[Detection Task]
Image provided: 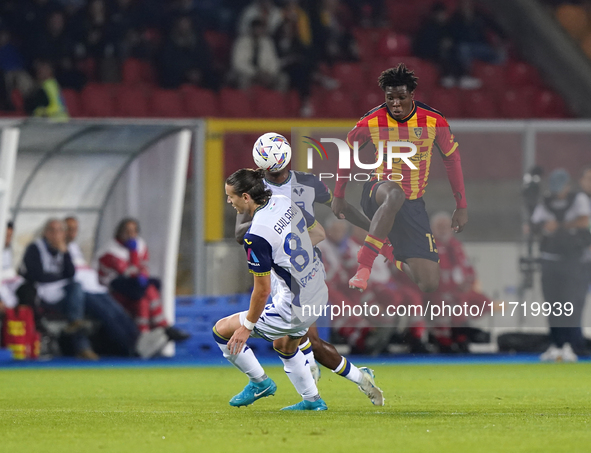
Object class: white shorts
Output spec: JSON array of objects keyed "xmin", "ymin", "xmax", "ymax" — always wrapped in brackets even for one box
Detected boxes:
[{"xmin": 239, "ymin": 303, "xmax": 313, "ymax": 341}]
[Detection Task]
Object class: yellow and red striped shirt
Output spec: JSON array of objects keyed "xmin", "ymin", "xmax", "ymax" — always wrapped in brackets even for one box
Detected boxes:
[{"xmin": 336, "ymin": 101, "xmax": 466, "ymax": 208}]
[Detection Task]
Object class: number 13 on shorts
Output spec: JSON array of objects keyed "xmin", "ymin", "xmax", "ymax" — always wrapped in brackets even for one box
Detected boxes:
[{"xmin": 426, "ymin": 233, "xmax": 438, "ymax": 253}]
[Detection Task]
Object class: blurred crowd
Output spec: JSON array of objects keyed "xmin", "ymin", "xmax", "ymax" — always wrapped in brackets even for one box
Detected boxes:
[
  {"xmin": 0, "ymin": 0, "xmax": 510, "ymax": 117},
  {"xmin": 317, "ymin": 212, "xmax": 491, "ymax": 355}
]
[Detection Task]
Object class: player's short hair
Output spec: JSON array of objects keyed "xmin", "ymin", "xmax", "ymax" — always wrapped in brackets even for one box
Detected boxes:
[
  {"xmin": 115, "ymin": 217, "xmax": 140, "ymax": 240},
  {"xmin": 226, "ymin": 168, "xmax": 272, "ymax": 205},
  {"xmin": 378, "ymin": 63, "xmax": 418, "ymax": 92}
]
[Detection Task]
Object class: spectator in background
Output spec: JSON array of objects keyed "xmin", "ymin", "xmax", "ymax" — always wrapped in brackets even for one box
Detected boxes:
[
  {"xmin": 2, "ymin": 221, "xmax": 13, "ymax": 276},
  {"xmin": 413, "ymin": 2, "xmax": 459, "ymax": 89},
  {"xmin": 274, "ymin": 1, "xmax": 315, "ymax": 116},
  {"xmin": 32, "ymin": 10, "xmax": 86, "ymax": 90},
  {"xmin": 238, "ymin": 0, "xmax": 283, "ymax": 36},
  {"xmin": 342, "ymin": 0, "xmax": 387, "ymax": 28},
  {"xmin": 230, "ymin": 18, "xmax": 286, "ymax": 90},
  {"xmin": 429, "ymin": 211, "xmax": 490, "ymax": 352},
  {"xmin": 97, "ymin": 218, "xmax": 189, "ymax": 343},
  {"xmin": 78, "ymin": 0, "xmax": 118, "ymax": 81},
  {"xmin": 64, "ymin": 216, "xmax": 168, "ymax": 358},
  {"xmin": 448, "ymin": 0, "xmax": 507, "ymax": 89},
  {"xmin": 1, "ymin": 221, "xmax": 21, "ymax": 311},
  {"xmin": 159, "ymin": 15, "xmax": 218, "ymax": 90},
  {"xmin": 24, "ymin": 60, "xmax": 69, "ymax": 119},
  {"xmin": 19, "ymin": 218, "xmax": 97, "ymax": 359},
  {"xmin": 579, "ymin": 166, "xmax": 591, "ymax": 305},
  {"xmin": 532, "ymin": 169, "xmax": 591, "ymax": 362},
  {"xmin": 110, "ymin": 0, "xmax": 154, "ymax": 62},
  {"xmin": 311, "ymin": 0, "xmax": 359, "ymax": 65},
  {"xmin": 0, "ymin": 29, "xmax": 34, "ymax": 109}
]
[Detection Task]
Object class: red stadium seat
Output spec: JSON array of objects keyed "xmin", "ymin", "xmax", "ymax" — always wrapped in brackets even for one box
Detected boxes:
[
  {"xmin": 122, "ymin": 58, "xmax": 156, "ymax": 86},
  {"xmin": 115, "ymin": 86, "xmax": 149, "ymax": 117},
  {"xmin": 460, "ymin": 90, "xmax": 500, "ymax": 118},
  {"xmin": 332, "ymin": 63, "xmax": 365, "ymax": 94},
  {"xmin": 506, "ymin": 61, "xmax": 541, "ymax": 88},
  {"xmin": 61, "ymin": 89, "xmax": 82, "ymax": 117},
  {"xmin": 308, "ymin": 90, "xmax": 328, "ymax": 118},
  {"xmin": 81, "ymin": 84, "xmax": 115, "ymax": 117},
  {"xmin": 252, "ymin": 88, "xmax": 289, "ymax": 118},
  {"xmin": 429, "ymin": 88, "xmax": 462, "ymax": 118},
  {"xmin": 376, "ymin": 31, "xmax": 412, "ymax": 58},
  {"xmin": 219, "ymin": 88, "xmax": 253, "ymax": 117},
  {"xmin": 78, "ymin": 57, "xmax": 97, "ymax": 82},
  {"xmin": 323, "ymin": 90, "xmax": 358, "ymax": 118},
  {"xmin": 204, "ymin": 30, "xmax": 232, "ymax": 68},
  {"xmin": 386, "ymin": 3, "xmax": 425, "ymax": 34},
  {"xmin": 353, "ymin": 28, "xmax": 377, "ymax": 62},
  {"xmin": 358, "ymin": 89, "xmax": 384, "ymax": 114},
  {"xmin": 472, "ymin": 62, "xmax": 507, "ymax": 94},
  {"xmin": 532, "ymin": 89, "xmax": 568, "ymax": 118},
  {"xmin": 181, "ymin": 86, "xmax": 219, "ymax": 117},
  {"xmin": 499, "ymin": 89, "xmax": 533, "ymax": 118},
  {"xmin": 10, "ymin": 88, "xmax": 24, "ymax": 112},
  {"xmin": 122, "ymin": 58, "xmax": 143, "ymax": 85},
  {"xmin": 150, "ymin": 89, "xmax": 183, "ymax": 117},
  {"xmin": 286, "ymin": 90, "xmax": 301, "ymax": 115}
]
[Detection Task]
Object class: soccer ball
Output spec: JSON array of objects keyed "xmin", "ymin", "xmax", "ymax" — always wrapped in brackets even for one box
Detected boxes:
[{"xmin": 252, "ymin": 132, "xmax": 292, "ymax": 172}]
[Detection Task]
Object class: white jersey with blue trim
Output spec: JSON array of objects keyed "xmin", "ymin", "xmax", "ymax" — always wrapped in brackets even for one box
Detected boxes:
[
  {"xmin": 264, "ymin": 170, "xmax": 333, "ymax": 218},
  {"xmin": 244, "ymin": 194, "xmax": 328, "ymax": 323}
]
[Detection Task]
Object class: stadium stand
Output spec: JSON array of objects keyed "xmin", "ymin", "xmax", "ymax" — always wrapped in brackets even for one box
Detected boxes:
[{"xmin": 0, "ymin": 0, "xmax": 573, "ymax": 119}]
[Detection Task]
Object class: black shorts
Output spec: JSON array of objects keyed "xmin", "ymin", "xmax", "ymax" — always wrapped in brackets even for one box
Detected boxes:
[{"xmin": 360, "ymin": 180, "xmax": 439, "ymax": 263}]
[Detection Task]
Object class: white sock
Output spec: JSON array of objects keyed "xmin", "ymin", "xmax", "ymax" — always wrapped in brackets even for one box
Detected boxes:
[
  {"xmin": 298, "ymin": 339, "xmax": 317, "ymax": 368},
  {"xmin": 277, "ymin": 348, "xmax": 319, "ymax": 401},
  {"xmin": 332, "ymin": 357, "xmax": 363, "ymax": 385},
  {"xmin": 216, "ymin": 342, "xmax": 265, "ymax": 382}
]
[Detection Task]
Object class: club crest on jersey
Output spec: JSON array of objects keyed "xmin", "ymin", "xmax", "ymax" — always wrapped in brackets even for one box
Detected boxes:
[
  {"xmin": 414, "ymin": 127, "xmax": 423, "ymax": 139},
  {"xmin": 293, "ymin": 187, "xmax": 304, "ymax": 196}
]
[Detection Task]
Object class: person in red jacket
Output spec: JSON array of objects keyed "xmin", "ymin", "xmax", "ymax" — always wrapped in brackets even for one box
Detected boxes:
[
  {"xmin": 97, "ymin": 218, "xmax": 189, "ymax": 342},
  {"xmin": 428, "ymin": 211, "xmax": 489, "ymax": 352}
]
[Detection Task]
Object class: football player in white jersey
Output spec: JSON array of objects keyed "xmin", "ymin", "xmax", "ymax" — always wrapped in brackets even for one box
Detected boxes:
[
  {"xmin": 214, "ymin": 168, "xmax": 329, "ymax": 410},
  {"xmin": 235, "ymin": 165, "xmax": 385, "ymax": 406}
]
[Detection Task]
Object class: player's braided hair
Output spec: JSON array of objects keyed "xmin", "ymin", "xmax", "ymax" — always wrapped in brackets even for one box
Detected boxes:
[
  {"xmin": 378, "ymin": 63, "xmax": 418, "ymax": 92},
  {"xmin": 226, "ymin": 168, "xmax": 272, "ymax": 205}
]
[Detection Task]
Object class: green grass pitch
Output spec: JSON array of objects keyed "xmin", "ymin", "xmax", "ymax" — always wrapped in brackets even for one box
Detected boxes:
[{"xmin": 1, "ymin": 363, "xmax": 590, "ymax": 452}]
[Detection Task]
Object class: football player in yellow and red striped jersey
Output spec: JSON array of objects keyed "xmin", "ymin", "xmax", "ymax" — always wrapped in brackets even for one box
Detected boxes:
[{"xmin": 331, "ymin": 63, "xmax": 468, "ymax": 292}]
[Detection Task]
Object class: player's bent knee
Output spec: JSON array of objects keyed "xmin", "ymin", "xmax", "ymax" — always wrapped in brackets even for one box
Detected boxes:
[
  {"xmin": 383, "ymin": 187, "xmax": 405, "ymax": 211},
  {"xmin": 214, "ymin": 314, "xmax": 239, "ymax": 339},
  {"xmin": 273, "ymin": 337, "xmax": 300, "ymax": 355},
  {"xmin": 418, "ymin": 275, "xmax": 440, "ymax": 293}
]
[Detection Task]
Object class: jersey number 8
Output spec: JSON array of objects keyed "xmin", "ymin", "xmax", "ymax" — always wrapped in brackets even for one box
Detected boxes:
[{"xmin": 283, "ymin": 217, "xmax": 310, "ymax": 272}]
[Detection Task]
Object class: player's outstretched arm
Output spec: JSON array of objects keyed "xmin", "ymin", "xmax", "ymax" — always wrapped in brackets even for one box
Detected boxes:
[
  {"xmin": 227, "ymin": 273, "xmax": 270, "ymax": 355},
  {"xmin": 308, "ymin": 221, "xmax": 326, "ymax": 246},
  {"xmin": 234, "ymin": 211, "xmax": 253, "ymax": 245},
  {"xmin": 340, "ymin": 200, "xmax": 371, "ymax": 231}
]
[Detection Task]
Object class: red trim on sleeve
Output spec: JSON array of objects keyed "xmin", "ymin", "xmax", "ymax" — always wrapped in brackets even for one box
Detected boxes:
[{"xmin": 442, "ymin": 149, "xmax": 467, "ymax": 209}]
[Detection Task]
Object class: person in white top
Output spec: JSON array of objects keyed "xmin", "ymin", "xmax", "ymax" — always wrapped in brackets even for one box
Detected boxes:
[
  {"xmin": 64, "ymin": 216, "xmax": 168, "ymax": 358},
  {"xmin": 532, "ymin": 169, "xmax": 591, "ymax": 362},
  {"xmin": 214, "ymin": 168, "xmax": 329, "ymax": 411},
  {"xmin": 0, "ymin": 221, "xmax": 21, "ymax": 312}
]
